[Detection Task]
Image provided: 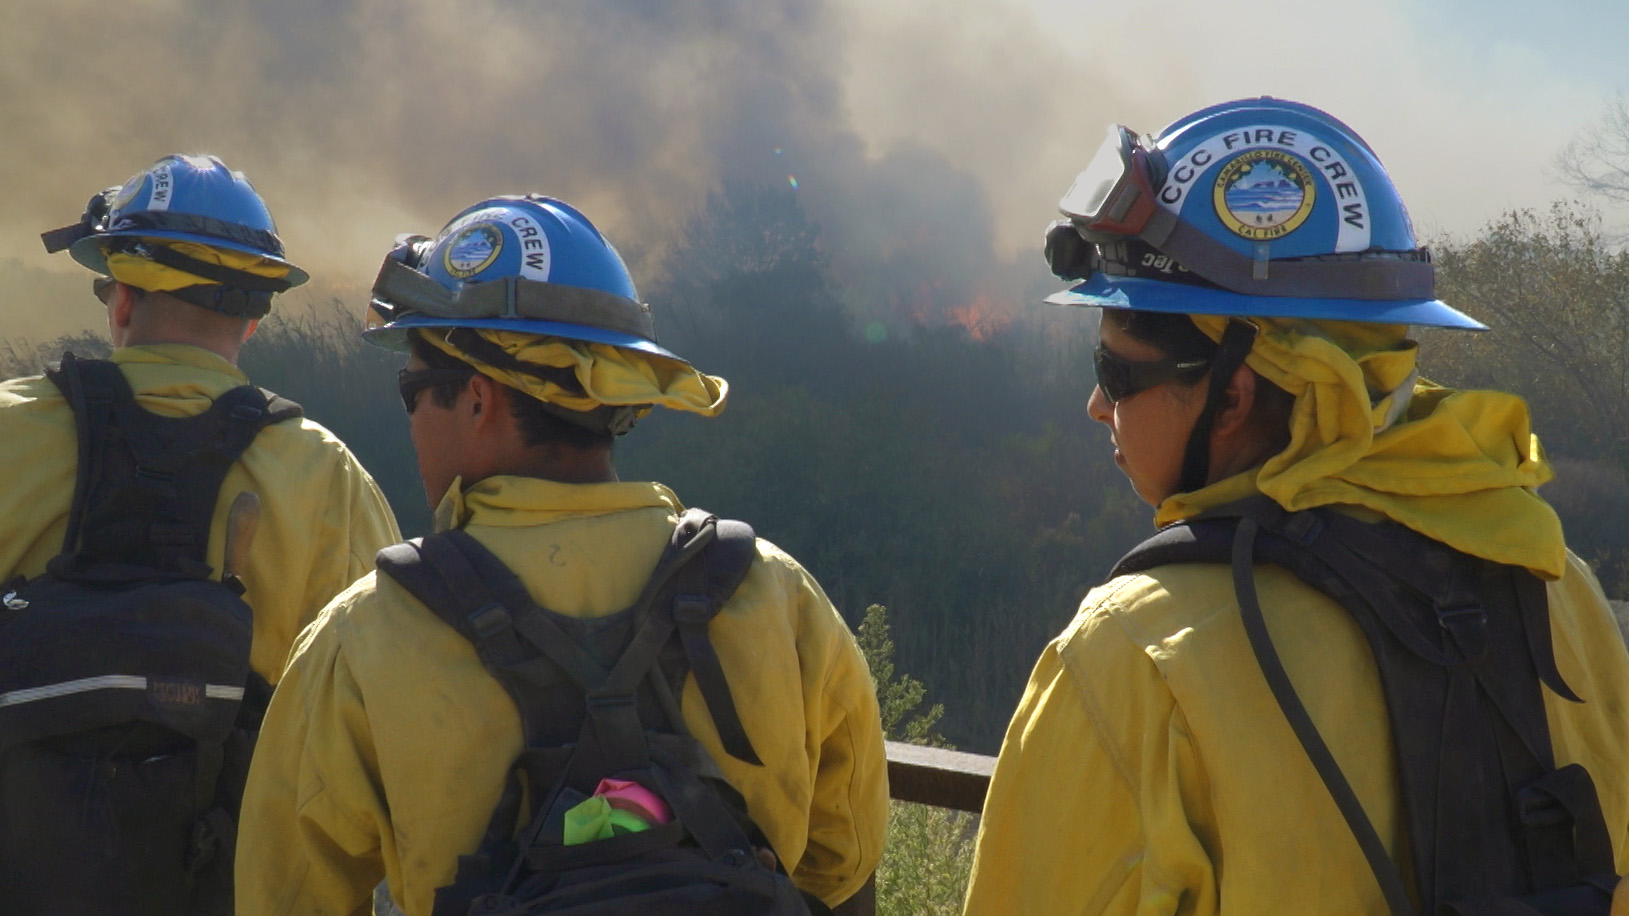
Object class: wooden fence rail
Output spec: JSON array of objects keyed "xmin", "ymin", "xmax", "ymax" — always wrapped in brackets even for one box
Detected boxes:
[{"xmin": 884, "ymin": 740, "xmax": 995, "ymax": 813}]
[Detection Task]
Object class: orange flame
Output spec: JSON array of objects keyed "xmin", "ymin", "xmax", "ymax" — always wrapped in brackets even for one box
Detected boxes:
[{"xmin": 945, "ymin": 293, "xmax": 1011, "ymax": 341}]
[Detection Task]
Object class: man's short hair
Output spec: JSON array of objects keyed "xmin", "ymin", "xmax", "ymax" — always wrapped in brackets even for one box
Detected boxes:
[{"xmin": 408, "ymin": 333, "xmax": 614, "ymax": 451}]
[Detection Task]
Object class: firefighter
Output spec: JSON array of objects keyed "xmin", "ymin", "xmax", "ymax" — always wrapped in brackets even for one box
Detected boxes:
[
  {"xmin": 964, "ymin": 99, "xmax": 1629, "ymax": 915},
  {"xmin": 1, "ymin": 153, "xmax": 399, "ymax": 913},
  {"xmin": 235, "ymin": 195, "xmax": 888, "ymax": 916}
]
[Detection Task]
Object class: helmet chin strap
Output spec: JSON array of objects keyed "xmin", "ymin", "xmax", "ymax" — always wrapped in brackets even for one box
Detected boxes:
[{"xmin": 1177, "ymin": 319, "xmax": 1259, "ymax": 495}]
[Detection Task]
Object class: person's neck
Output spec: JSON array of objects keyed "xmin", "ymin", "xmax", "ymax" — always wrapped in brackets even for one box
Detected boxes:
[
  {"xmin": 118, "ymin": 332, "xmax": 241, "ymax": 364},
  {"xmin": 505, "ymin": 445, "xmax": 618, "ymax": 485}
]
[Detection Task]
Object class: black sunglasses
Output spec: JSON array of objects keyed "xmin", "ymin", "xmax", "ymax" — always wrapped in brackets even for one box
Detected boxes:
[
  {"xmin": 1093, "ymin": 344, "xmax": 1210, "ymax": 404},
  {"xmin": 397, "ymin": 367, "xmax": 475, "ymax": 413}
]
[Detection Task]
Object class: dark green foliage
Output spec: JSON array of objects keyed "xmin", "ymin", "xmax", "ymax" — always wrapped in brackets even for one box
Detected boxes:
[
  {"xmin": 621, "ymin": 184, "xmax": 1140, "ymax": 750},
  {"xmin": 857, "ymin": 604, "xmax": 974, "ymax": 916},
  {"xmin": 1426, "ymin": 203, "xmax": 1629, "ymax": 467},
  {"xmin": 1425, "ymin": 202, "xmax": 1629, "ymax": 589},
  {"xmin": 234, "ymin": 307, "xmax": 433, "ymax": 536},
  {"xmin": 858, "ymin": 603, "xmax": 945, "ymax": 746}
]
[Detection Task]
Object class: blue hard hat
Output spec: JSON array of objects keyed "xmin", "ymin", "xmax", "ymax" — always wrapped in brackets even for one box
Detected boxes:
[
  {"xmin": 54, "ymin": 154, "xmax": 307, "ymax": 287},
  {"xmin": 364, "ymin": 195, "xmax": 683, "ymax": 362},
  {"xmin": 1046, "ymin": 98, "xmax": 1483, "ymax": 330}
]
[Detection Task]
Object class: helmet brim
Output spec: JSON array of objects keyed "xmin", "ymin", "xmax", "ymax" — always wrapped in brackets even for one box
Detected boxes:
[
  {"xmin": 1046, "ymin": 274, "xmax": 1487, "ymax": 331},
  {"xmin": 67, "ymin": 230, "xmax": 311, "ymax": 288},
  {"xmin": 362, "ymin": 314, "xmax": 688, "ymax": 363}
]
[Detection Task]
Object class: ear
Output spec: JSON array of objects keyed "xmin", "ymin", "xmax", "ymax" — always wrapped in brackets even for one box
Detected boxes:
[
  {"xmin": 107, "ymin": 282, "xmax": 137, "ymax": 331},
  {"xmin": 465, "ymin": 372, "xmax": 502, "ymax": 426},
  {"xmin": 241, "ymin": 317, "xmax": 260, "ymax": 343},
  {"xmin": 1209, "ymin": 362, "xmax": 1259, "ymax": 442}
]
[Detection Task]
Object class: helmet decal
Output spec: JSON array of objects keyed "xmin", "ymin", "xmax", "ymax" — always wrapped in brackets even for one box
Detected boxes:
[
  {"xmin": 443, "ymin": 223, "xmax": 504, "ymax": 279},
  {"xmin": 147, "ymin": 162, "xmax": 175, "ymax": 211},
  {"xmin": 1158, "ymin": 125, "xmax": 1373, "ymax": 253},
  {"xmin": 507, "ymin": 207, "xmax": 552, "ymax": 281},
  {"xmin": 1213, "ymin": 149, "xmax": 1313, "ymax": 240},
  {"xmin": 434, "ymin": 206, "xmax": 553, "ymax": 283},
  {"xmin": 110, "ymin": 174, "xmax": 146, "ymax": 212}
]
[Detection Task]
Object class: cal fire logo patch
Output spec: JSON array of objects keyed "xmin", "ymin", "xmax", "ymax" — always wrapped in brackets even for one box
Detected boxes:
[
  {"xmin": 1213, "ymin": 148, "xmax": 1313, "ymax": 240},
  {"xmin": 443, "ymin": 223, "xmax": 504, "ymax": 279},
  {"xmin": 437, "ymin": 206, "xmax": 553, "ymax": 283}
]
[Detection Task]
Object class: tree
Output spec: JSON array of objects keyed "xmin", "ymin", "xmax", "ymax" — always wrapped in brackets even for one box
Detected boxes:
[
  {"xmin": 856, "ymin": 605, "xmax": 975, "ymax": 916},
  {"xmin": 1427, "ymin": 203, "xmax": 1629, "ymax": 469},
  {"xmin": 1555, "ymin": 94, "xmax": 1629, "ymax": 206}
]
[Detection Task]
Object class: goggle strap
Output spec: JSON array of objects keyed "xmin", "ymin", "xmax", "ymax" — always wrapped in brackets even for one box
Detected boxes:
[
  {"xmin": 1178, "ymin": 320, "xmax": 1259, "ymax": 495},
  {"xmin": 41, "ymin": 221, "xmax": 92, "ymax": 254},
  {"xmin": 105, "ymin": 211, "xmax": 288, "ymax": 260},
  {"xmin": 1149, "ymin": 218, "xmax": 1434, "ymax": 301},
  {"xmin": 167, "ymin": 284, "xmax": 274, "ymax": 319},
  {"xmin": 132, "ymin": 241, "xmax": 293, "ymax": 292},
  {"xmin": 373, "ymin": 258, "xmax": 658, "ymax": 342}
]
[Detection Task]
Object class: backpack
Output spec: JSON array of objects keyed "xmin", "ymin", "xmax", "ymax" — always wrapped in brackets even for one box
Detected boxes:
[
  {"xmin": 1112, "ymin": 495, "xmax": 1622, "ymax": 916},
  {"xmin": 0, "ymin": 352, "xmax": 301, "ymax": 916},
  {"xmin": 374, "ymin": 508, "xmax": 829, "ymax": 916}
]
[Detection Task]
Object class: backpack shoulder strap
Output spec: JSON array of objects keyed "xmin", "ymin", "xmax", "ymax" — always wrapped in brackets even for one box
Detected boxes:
[
  {"xmin": 1116, "ymin": 497, "xmax": 1619, "ymax": 913},
  {"xmin": 379, "ymin": 512, "xmax": 764, "ymax": 768},
  {"xmin": 665, "ymin": 508, "xmax": 763, "ymax": 766},
  {"xmin": 46, "ymin": 353, "xmax": 303, "ymax": 580},
  {"xmin": 377, "ymin": 533, "xmax": 617, "ymax": 745},
  {"xmin": 1113, "ymin": 499, "xmax": 1417, "ymax": 915},
  {"xmin": 1110, "ymin": 512, "xmax": 1235, "ymax": 578},
  {"xmin": 257, "ymin": 388, "xmax": 303, "ymax": 424},
  {"xmin": 1227, "ymin": 513, "xmax": 1420, "ymax": 916},
  {"xmin": 45, "ymin": 352, "xmax": 107, "ymax": 558}
]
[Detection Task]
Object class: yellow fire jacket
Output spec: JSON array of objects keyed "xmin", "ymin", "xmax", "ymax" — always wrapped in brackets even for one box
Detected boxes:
[
  {"xmin": 0, "ymin": 344, "xmax": 400, "ymax": 683},
  {"xmin": 235, "ymin": 475, "xmax": 888, "ymax": 916},
  {"xmin": 963, "ymin": 545, "xmax": 1629, "ymax": 915}
]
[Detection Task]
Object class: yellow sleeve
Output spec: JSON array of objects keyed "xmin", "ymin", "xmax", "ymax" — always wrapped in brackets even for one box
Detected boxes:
[
  {"xmin": 236, "ymin": 589, "xmax": 391, "ymax": 916},
  {"xmin": 335, "ymin": 448, "xmax": 402, "ymax": 584},
  {"xmin": 796, "ymin": 592, "xmax": 890, "ymax": 907},
  {"xmin": 1545, "ymin": 552, "xmax": 1629, "ymax": 874},
  {"xmin": 964, "ymin": 606, "xmax": 1219, "ymax": 916},
  {"xmin": 234, "ymin": 422, "xmax": 401, "ymax": 685}
]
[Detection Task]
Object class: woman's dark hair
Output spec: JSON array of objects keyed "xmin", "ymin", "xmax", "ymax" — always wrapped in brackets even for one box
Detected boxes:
[
  {"xmin": 1108, "ymin": 308, "xmax": 1220, "ymax": 364},
  {"xmin": 407, "ymin": 332, "xmax": 614, "ymax": 451},
  {"xmin": 1108, "ymin": 309, "xmax": 1296, "ymax": 450}
]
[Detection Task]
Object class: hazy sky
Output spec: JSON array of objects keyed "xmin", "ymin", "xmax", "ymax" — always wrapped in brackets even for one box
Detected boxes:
[{"xmin": 2, "ymin": 0, "xmax": 1624, "ymax": 338}]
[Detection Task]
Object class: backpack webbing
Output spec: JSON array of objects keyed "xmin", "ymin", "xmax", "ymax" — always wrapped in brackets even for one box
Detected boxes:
[
  {"xmin": 46, "ymin": 351, "xmax": 303, "ymax": 584},
  {"xmin": 1112, "ymin": 496, "xmax": 1618, "ymax": 915},
  {"xmin": 376, "ymin": 508, "xmax": 798, "ymax": 916}
]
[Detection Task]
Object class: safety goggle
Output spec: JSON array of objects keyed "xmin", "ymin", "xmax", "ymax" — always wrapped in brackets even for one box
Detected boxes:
[
  {"xmin": 397, "ymin": 367, "xmax": 475, "ymax": 413},
  {"xmin": 1093, "ymin": 343, "xmax": 1209, "ymax": 404},
  {"xmin": 363, "ymin": 239, "xmax": 657, "ymax": 343},
  {"xmin": 1058, "ymin": 126, "xmax": 1168, "ymax": 243}
]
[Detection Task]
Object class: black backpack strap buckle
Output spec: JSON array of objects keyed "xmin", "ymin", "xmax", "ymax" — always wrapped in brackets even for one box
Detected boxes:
[
  {"xmin": 672, "ymin": 594, "xmax": 713, "ymax": 626},
  {"xmin": 1516, "ymin": 764, "xmax": 1616, "ymax": 880},
  {"xmin": 468, "ymin": 603, "xmax": 514, "ymax": 640},
  {"xmin": 1435, "ymin": 605, "xmax": 1490, "ymax": 664}
]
